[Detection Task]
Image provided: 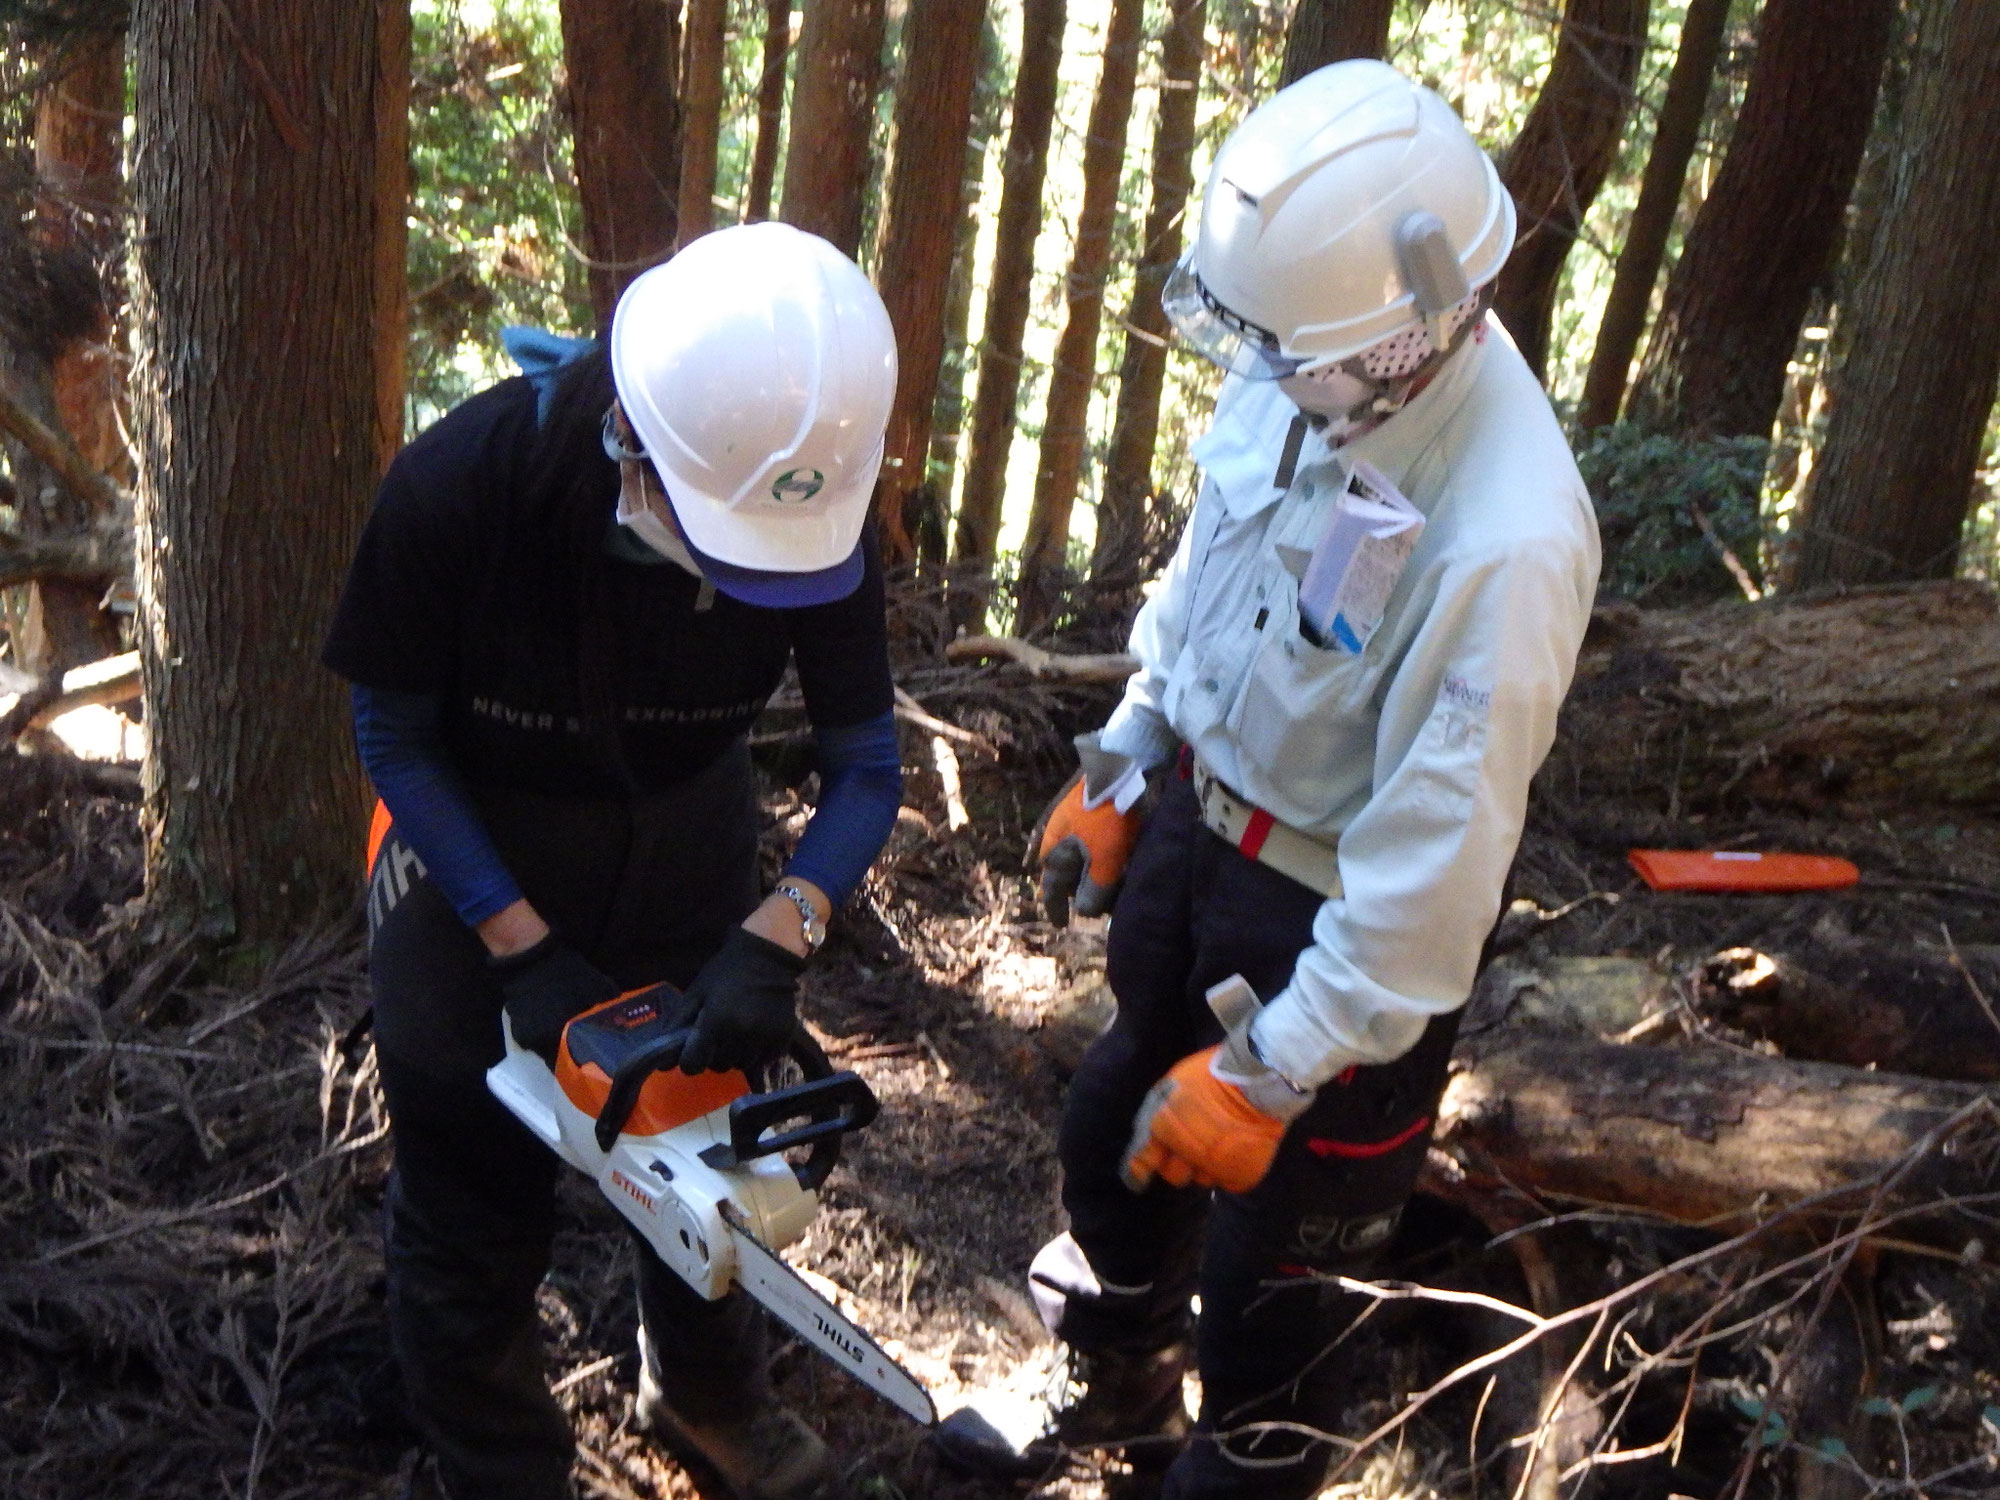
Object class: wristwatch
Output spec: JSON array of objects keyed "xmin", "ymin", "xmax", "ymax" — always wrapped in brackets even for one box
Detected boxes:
[{"xmin": 772, "ymin": 880, "xmax": 826, "ymax": 955}]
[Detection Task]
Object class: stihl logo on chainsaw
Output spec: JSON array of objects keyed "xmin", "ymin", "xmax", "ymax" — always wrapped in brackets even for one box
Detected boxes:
[
  {"xmin": 815, "ymin": 1311, "xmax": 866, "ymax": 1365},
  {"xmin": 610, "ymin": 1169, "xmax": 657, "ymax": 1214}
]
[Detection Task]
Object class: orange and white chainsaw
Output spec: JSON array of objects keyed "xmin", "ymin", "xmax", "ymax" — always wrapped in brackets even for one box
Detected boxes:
[{"xmin": 485, "ymin": 984, "xmax": 936, "ymax": 1425}]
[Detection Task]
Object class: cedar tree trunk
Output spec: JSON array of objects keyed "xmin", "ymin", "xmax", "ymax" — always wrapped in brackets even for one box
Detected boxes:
[
  {"xmin": 678, "ymin": 0, "xmax": 727, "ymax": 245},
  {"xmin": 1576, "ymin": 0, "xmax": 1730, "ymax": 431},
  {"xmin": 924, "ymin": 123, "xmax": 994, "ymax": 550},
  {"xmin": 1279, "ymin": 0, "xmax": 1390, "ymax": 85},
  {"xmin": 949, "ymin": 0, "xmax": 1065, "ymax": 628},
  {"xmin": 560, "ymin": 0, "xmax": 682, "ymax": 329},
  {"xmin": 1626, "ymin": 0, "xmax": 1896, "ymax": 439},
  {"xmin": 1091, "ymin": 0, "xmax": 1204, "ymax": 609},
  {"xmin": 871, "ymin": 0, "xmax": 989, "ymax": 570},
  {"xmin": 375, "ymin": 0, "xmax": 411, "ymax": 473},
  {"xmin": 780, "ymin": 0, "xmax": 886, "ymax": 257},
  {"xmin": 1491, "ymin": 0, "xmax": 1650, "ymax": 380},
  {"xmin": 1783, "ymin": 0, "xmax": 2000, "ymax": 589},
  {"xmin": 1014, "ymin": 0, "xmax": 1145, "ymax": 636},
  {"xmin": 129, "ymin": 0, "xmax": 390, "ymax": 947},
  {"xmin": 745, "ymin": 0, "xmax": 792, "ymax": 222},
  {"xmin": 13, "ymin": 31, "xmax": 127, "ymax": 674}
]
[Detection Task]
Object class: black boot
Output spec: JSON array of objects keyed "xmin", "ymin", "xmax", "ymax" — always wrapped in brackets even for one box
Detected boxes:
[
  {"xmin": 932, "ymin": 1341, "xmax": 1191, "ymax": 1482},
  {"xmin": 633, "ymin": 1329, "xmax": 833, "ymax": 1500}
]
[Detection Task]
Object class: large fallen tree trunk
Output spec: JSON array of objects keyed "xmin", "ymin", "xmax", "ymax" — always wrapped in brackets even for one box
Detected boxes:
[
  {"xmin": 1471, "ymin": 945, "xmax": 2000, "ymax": 1084},
  {"xmin": 1547, "ymin": 581, "xmax": 2000, "ymax": 811},
  {"xmin": 1427, "ymin": 1032, "xmax": 1999, "ymax": 1248}
]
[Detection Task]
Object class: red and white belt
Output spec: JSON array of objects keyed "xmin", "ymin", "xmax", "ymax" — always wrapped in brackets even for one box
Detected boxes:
[{"xmin": 1190, "ymin": 753, "xmax": 1344, "ymax": 899}]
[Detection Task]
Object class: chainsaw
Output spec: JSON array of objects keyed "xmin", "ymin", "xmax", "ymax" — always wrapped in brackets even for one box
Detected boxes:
[{"xmin": 485, "ymin": 983, "xmax": 936, "ymax": 1425}]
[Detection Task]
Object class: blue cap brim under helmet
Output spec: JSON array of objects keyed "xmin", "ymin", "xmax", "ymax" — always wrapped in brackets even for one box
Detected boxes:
[{"xmin": 669, "ymin": 499, "xmax": 867, "ymax": 608}]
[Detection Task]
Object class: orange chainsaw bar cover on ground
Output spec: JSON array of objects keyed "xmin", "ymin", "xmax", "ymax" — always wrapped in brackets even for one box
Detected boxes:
[{"xmin": 1627, "ymin": 849, "xmax": 1860, "ymax": 893}]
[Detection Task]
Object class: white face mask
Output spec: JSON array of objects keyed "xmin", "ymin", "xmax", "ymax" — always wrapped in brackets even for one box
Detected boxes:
[{"xmin": 614, "ymin": 459, "xmax": 704, "ymax": 577}]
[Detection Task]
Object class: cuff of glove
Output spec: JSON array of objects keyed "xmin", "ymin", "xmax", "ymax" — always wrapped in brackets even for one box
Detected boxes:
[
  {"xmin": 487, "ymin": 930, "xmax": 560, "ymax": 975},
  {"xmin": 1095, "ymin": 709, "xmax": 1179, "ymax": 776},
  {"xmin": 1211, "ymin": 1045, "xmax": 1315, "ymax": 1123}
]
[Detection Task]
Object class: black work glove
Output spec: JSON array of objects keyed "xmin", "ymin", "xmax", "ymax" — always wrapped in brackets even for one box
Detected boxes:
[
  {"xmin": 492, "ymin": 933, "xmax": 621, "ymax": 1064},
  {"xmin": 678, "ymin": 925, "xmax": 807, "ymax": 1075}
]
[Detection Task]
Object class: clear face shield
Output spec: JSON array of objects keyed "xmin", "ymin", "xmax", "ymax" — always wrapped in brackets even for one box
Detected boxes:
[{"xmin": 1160, "ymin": 254, "xmax": 1304, "ymax": 382}]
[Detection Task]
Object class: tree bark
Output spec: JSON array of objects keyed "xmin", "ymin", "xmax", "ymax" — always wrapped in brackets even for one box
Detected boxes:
[
  {"xmin": 745, "ymin": 0, "xmax": 792, "ymax": 223},
  {"xmin": 1491, "ymin": 0, "xmax": 1651, "ymax": 380},
  {"xmin": 678, "ymin": 0, "xmax": 727, "ymax": 246},
  {"xmin": 1278, "ymin": 0, "xmax": 1390, "ymax": 85},
  {"xmin": 559, "ymin": 0, "xmax": 682, "ymax": 330},
  {"xmin": 923, "ymin": 111, "xmax": 996, "ymax": 552},
  {"xmin": 1431, "ymin": 1032, "xmax": 1998, "ymax": 1249},
  {"xmin": 1548, "ymin": 584, "xmax": 2000, "ymax": 812},
  {"xmin": 870, "ymin": 0, "xmax": 990, "ymax": 571},
  {"xmin": 374, "ymin": 0, "xmax": 410, "ymax": 474},
  {"xmin": 1782, "ymin": 0, "xmax": 2000, "ymax": 590},
  {"xmin": 1575, "ymin": 0, "xmax": 1731, "ymax": 431},
  {"xmin": 780, "ymin": 0, "xmax": 886, "ymax": 258},
  {"xmin": 18, "ymin": 30, "xmax": 126, "ymax": 673},
  {"xmin": 1625, "ymin": 0, "xmax": 1897, "ymax": 440},
  {"xmin": 949, "ymin": 0, "xmax": 1065, "ymax": 629},
  {"xmin": 1014, "ymin": 0, "xmax": 1145, "ymax": 636},
  {"xmin": 1090, "ymin": 0, "xmax": 1204, "ymax": 616},
  {"xmin": 130, "ymin": 0, "xmax": 387, "ymax": 948},
  {"xmin": 1694, "ymin": 940, "xmax": 2000, "ymax": 1085}
]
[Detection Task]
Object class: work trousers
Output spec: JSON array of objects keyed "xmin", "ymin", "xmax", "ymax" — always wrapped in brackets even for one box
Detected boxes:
[
  {"xmin": 1047, "ymin": 769, "xmax": 1468, "ymax": 1499},
  {"xmin": 367, "ymin": 746, "xmax": 767, "ymax": 1500}
]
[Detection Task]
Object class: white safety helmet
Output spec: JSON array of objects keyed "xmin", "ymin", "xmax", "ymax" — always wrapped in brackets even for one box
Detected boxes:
[
  {"xmin": 1164, "ymin": 60, "xmax": 1514, "ymax": 407},
  {"xmin": 608, "ymin": 221, "xmax": 897, "ymax": 607}
]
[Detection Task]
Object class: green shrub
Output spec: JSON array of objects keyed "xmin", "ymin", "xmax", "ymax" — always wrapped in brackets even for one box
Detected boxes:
[{"xmin": 1574, "ymin": 425, "xmax": 1771, "ymax": 605}]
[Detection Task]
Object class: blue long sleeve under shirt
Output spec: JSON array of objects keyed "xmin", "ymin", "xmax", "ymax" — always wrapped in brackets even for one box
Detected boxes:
[{"xmin": 353, "ymin": 683, "xmax": 903, "ymax": 927}]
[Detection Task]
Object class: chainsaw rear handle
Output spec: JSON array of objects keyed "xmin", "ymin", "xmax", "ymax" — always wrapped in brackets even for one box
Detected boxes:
[{"xmin": 593, "ymin": 1024, "xmax": 879, "ymax": 1191}]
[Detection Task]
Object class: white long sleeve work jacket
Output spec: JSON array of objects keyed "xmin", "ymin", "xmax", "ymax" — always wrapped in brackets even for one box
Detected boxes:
[{"xmin": 1098, "ymin": 318, "xmax": 1601, "ymax": 1088}]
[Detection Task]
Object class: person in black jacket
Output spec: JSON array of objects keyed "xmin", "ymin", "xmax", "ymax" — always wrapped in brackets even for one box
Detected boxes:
[{"xmin": 324, "ymin": 224, "xmax": 904, "ymax": 1500}]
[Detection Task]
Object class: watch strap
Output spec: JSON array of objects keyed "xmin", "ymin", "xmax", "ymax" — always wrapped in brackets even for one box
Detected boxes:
[{"xmin": 773, "ymin": 880, "xmax": 826, "ymax": 954}]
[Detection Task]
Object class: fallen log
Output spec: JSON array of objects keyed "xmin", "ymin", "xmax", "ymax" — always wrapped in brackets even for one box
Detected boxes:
[
  {"xmin": 1466, "ymin": 945, "xmax": 2000, "ymax": 1083},
  {"xmin": 1429, "ymin": 1032, "xmax": 1999, "ymax": 1248},
  {"xmin": 1695, "ymin": 937, "xmax": 2000, "ymax": 1083},
  {"xmin": 1546, "ymin": 581, "xmax": 2000, "ymax": 811},
  {"xmin": 0, "ymin": 650, "xmax": 141, "ymax": 744}
]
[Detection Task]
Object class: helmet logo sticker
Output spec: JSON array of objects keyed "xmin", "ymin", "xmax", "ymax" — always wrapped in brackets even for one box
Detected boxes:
[{"xmin": 771, "ymin": 468, "xmax": 825, "ymax": 505}]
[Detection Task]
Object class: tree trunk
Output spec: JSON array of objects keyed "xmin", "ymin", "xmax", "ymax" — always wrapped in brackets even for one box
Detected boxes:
[
  {"xmin": 949, "ymin": 0, "xmax": 1065, "ymax": 629},
  {"xmin": 678, "ymin": 0, "xmax": 727, "ymax": 246},
  {"xmin": 1491, "ymin": 0, "xmax": 1651, "ymax": 380},
  {"xmin": 1549, "ymin": 584, "xmax": 2000, "ymax": 813},
  {"xmin": 1278, "ymin": 0, "xmax": 1390, "ymax": 84},
  {"xmin": 870, "ymin": 0, "xmax": 990, "ymax": 571},
  {"xmin": 1430, "ymin": 1032, "xmax": 1998, "ymax": 1250},
  {"xmin": 780, "ymin": 0, "xmax": 886, "ymax": 258},
  {"xmin": 1014, "ymin": 0, "xmax": 1145, "ymax": 636},
  {"xmin": 1781, "ymin": 0, "xmax": 2000, "ymax": 590},
  {"xmin": 1090, "ymin": 0, "xmax": 1204, "ymax": 614},
  {"xmin": 1694, "ymin": 940, "xmax": 2000, "ymax": 1085},
  {"xmin": 745, "ymin": 0, "xmax": 792, "ymax": 223},
  {"xmin": 129, "ymin": 0, "xmax": 387, "ymax": 948},
  {"xmin": 375, "ymin": 0, "xmax": 410, "ymax": 474},
  {"xmin": 923, "ymin": 107, "xmax": 996, "ymax": 552},
  {"xmin": 1575, "ymin": 0, "xmax": 1731, "ymax": 431},
  {"xmin": 1625, "ymin": 0, "xmax": 1897, "ymax": 440},
  {"xmin": 559, "ymin": 0, "xmax": 682, "ymax": 330},
  {"xmin": 18, "ymin": 30, "xmax": 126, "ymax": 673}
]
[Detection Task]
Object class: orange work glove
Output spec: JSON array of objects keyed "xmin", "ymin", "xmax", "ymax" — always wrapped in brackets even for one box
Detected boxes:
[
  {"xmin": 1121, "ymin": 1042, "xmax": 1314, "ymax": 1195},
  {"xmin": 1031, "ymin": 757, "xmax": 1147, "ymax": 926}
]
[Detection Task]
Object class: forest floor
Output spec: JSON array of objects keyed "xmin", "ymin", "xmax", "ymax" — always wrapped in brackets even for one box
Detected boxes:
[{"xmin": 3, "ymin": 657, "xmax": 2000, "ymax": 1500}]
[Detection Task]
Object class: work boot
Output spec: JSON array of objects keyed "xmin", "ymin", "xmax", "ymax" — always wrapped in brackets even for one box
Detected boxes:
[
  {"xmin": 932, "ymin": 1342, "xmax": 1190, "ymax": 1482},
  {"xmin": 635, "ymin": 1347, "xmax": 833, "ymax": 1500}
]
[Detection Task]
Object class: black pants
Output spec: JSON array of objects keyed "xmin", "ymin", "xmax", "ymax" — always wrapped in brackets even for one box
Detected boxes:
[
  {"xmin": 1052, "ymin": 770, "xmax": 1467, "ymax": 1500},
  {"xmin": 368, "ymin": 747, "xmax": 767, "ymax": 1500}
]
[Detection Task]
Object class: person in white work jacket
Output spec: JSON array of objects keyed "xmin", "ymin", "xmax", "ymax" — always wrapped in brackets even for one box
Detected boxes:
[{"xmin": 935, "ymin": 60, "xmax": 1601, "ymax": 1497}]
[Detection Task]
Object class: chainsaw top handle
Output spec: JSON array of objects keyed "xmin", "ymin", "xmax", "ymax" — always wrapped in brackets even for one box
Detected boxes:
[{"xmin": 578, "ymin": 995, "xmax": 879, "ymax": 1191}]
